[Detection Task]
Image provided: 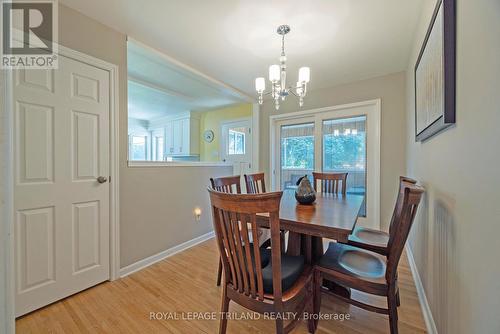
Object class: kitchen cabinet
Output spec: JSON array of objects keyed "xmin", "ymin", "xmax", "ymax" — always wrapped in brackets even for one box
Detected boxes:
[{"xmin": 162, "ymin": 116, "xmax": 199, "ymax": 157}]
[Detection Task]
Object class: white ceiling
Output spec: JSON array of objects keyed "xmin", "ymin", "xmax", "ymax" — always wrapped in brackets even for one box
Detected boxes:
[
  {"xmin": 127, "ymin": 41, "xmax": 248, "ymax": 120},
  {"xmin": 62, "ymin": 0, "xmax": 423, "ymax": 97}
]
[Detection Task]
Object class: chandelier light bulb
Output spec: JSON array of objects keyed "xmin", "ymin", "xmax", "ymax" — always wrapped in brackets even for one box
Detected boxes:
[
  {"xmin": 255, "ymin": 77, "xmax": 265, "ymax": 93},
  {"xmin": 269, "ymin": 65, "xmax": 280, "ymax": 82},
  {"xmin": 299, "ymin": 67, "xmax": 310, "ymax": 83}
]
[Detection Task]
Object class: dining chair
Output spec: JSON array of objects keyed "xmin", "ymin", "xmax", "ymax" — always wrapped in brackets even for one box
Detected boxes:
[
  {"xmin": 210, "ymin": 175, "xmax": 242, "ymax": 286},
  {"xmin": 244, "ymin": 172, "xmax": 285, "ymax": 253},
  {"xmin": 210, "ymin": 175, "xmax": 242, "ymax": 194},
  {"xmin": 313, "ymin": 183, "xmax": 424, "ymax": 334},
  {"xmin": 208, "ymin": 189, "xmax": 315, "ymax": 334},
  {"xmin": 312, "ymin": 172, "xmax": 348, "ymax": 195},
  {"xmin": 244, "ymin": 172, "xmax": 266, "ymax": 194},
  {"xmin": 210, "ymin": 175, "xmax": 273, "ymax": 286},
  {"xmin": 347, "ymin": 176, "xmax": 417, "ymax": 256}
]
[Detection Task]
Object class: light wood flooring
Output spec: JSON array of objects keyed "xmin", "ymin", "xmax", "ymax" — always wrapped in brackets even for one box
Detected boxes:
[{"xmin": 16, "ymin": 239, "xmax": 427, "ymax": 333}]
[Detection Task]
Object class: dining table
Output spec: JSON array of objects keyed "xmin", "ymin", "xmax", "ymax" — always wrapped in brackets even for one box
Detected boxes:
[{"xmin": 256, "ymin": 189, "xmax": 365, "ymax": 297}]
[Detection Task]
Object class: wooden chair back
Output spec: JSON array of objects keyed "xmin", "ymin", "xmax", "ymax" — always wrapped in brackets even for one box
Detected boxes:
[
  {"xmin": 385, "ymin": 184, "xmax": 424, "ymax": 283},
  {"xmin": 208, "ymin": 189, "xmax": 285, "ymax": 302},
  {"xmin": 244, "ymin": 172, "xmax": 266, "ymax": 194},
  {"xmin": 312, "ymin": 172, "xmax": 348, "ymax": 195},
  {"xmin": 210, "ymin": 175, "xmax": 241, "ymax": 194},
  {"xmin": 388, "ymin": 176, "xmax": 418, "ymax": 235}
]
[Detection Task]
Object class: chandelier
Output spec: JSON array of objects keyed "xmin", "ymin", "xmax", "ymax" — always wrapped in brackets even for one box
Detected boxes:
[{"xmin": 255, "ymin": 25, "xmax": 310, "ymax": 110}]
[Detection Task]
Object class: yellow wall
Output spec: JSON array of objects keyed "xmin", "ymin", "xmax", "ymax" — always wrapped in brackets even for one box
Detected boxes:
[{"xmin": 199, "ymin": 103, "xmax": 252, "ymax": 161}]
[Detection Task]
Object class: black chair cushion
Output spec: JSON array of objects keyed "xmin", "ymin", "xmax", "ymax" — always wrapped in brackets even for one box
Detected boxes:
[
  {"xmin": 251, "ymin": 245, "xmax": 271, "ymax": 268},
  {"xmin": 236, "ymin": 244, "xmax": 270, "ymax": 272},
  {"xmin": 262, "ymin": 255, "xmax": 305, "ymax": 294}
]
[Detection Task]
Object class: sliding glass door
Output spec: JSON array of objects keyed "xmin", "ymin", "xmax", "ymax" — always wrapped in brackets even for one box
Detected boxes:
[
  {"xmin": 280, "ymin": 122, "xmax": 315, "ymax": 190},
  {"xmin": 272, "ymin": 101, "xmax": 380, "ymax": 228},
  {"xmin": 323, "ymin": 116, "xmax": 367, "ymax": 214}
]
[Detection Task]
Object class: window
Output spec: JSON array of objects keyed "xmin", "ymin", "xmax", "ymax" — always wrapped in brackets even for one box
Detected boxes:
[
  {"xmin": 323, "ymin": 116, "xmax": 367, "ymax": 199},
  {"xmin": 228, "ymin": 128, "xmax": 246, "ymax": 155},
  {"xmin": 129, "ymin": 135, "xmax": 147, "ymax": 161},
  {"xmin": 280, "ymin": 123, "xmax": 315, "ymax": 189}
]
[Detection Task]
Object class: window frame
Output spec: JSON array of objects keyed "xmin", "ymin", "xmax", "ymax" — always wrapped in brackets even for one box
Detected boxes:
[{"xmin": 128, "ymin": 134, "xmax": 148, "ymax": 161}]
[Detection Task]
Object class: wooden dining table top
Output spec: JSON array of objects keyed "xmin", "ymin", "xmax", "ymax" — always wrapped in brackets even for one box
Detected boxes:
[{"xmin": 256, "ymin": 189, "xmax": 365, "ymax": 242}]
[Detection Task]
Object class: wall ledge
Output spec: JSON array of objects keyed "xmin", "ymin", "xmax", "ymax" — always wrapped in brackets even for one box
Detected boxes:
[{"xmin": 128, "ymin": 161, "xmax": 232, "ymax": 168}]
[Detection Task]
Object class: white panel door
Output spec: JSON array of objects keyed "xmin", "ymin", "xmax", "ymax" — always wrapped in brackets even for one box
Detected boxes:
[
  {"xmin": 14, "ymin": 55, "xmax": 110, "ymax": 316},
  {"xmin": 221, "ymin": 119, "xmax": 252, "ymax": 190}
]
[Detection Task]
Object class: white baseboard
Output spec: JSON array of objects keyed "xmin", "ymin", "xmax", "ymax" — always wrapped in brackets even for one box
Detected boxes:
[
  {"xmin": 119, "ymin": 231, "xmax": 215, "ymax": 278},
  {"xmin": 406, "ymin": 245, "xmax": 438, "ymax": 334}
]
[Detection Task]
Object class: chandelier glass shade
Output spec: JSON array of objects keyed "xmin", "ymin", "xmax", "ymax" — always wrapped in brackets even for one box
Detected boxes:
[{"xmin": 255, "ymin": 25, "xmax": 310, "ymax": 110}]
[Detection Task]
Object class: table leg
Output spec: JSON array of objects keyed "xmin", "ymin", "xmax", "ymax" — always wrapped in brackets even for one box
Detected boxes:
[{"xmin": 286, "ymin": 231, "xmax": 302, "ymax": 256}]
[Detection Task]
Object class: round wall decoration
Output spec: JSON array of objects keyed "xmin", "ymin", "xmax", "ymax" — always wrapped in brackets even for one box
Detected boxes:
[{"xmin": 203, "ymin": 130, "xmax": 214, "ymax": 143}]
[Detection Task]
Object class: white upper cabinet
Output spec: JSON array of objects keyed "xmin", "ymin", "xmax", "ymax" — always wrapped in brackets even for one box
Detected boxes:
[
  {"xmin": 151, "ymin": 112, "xmax": 199, "ymax": 158},
  {"xmin": 172, "ymin": 119, "xmax": 183, "ymax": 154},
  {"xmin": 164, "ymin": 121, "xmax": 174, "ymax": 155}
]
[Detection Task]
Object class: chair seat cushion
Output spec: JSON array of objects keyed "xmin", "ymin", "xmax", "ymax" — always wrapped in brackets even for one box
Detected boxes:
[
  {"xmin": 262, "ymin": 255, "xmax": 305, "ymax": 294},
  {"xmin": 318, "ymin": 242, "xmax": 387, "ymax": 288},
  {"xmin": 254, "ymin": 245, "xmax": 271, "ymax": 267},
  {"xmin": 243, "ymin": 243, "xmax": 271, "ymax": 268},
  {"xmin": 347, "ymin": 226, "xmax": 389, "ymax": 254}
]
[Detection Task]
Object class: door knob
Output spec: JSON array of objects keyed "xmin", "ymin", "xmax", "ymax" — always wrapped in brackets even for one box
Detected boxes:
[{"xmin": 97, "ymin": 176, "xmax": 108, "ymax": 184}]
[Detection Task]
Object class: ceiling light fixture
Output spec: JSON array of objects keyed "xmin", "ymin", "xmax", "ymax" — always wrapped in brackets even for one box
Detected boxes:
[{"xmin": 255, "ymin": 25, "xmax": 310, "ymax": 110}]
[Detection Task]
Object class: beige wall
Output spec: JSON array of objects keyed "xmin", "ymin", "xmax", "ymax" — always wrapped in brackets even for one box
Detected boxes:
[
  {"xmin": 259, "ymin": 72, "xmax": 407, "ymax": 231},
  {"xmin": 406, "ymin": 0, "xmax": 500, "ymax": 333},
  {"xmin": 58, "ymin": 5, "xmax": 232, "ymax": 267}
]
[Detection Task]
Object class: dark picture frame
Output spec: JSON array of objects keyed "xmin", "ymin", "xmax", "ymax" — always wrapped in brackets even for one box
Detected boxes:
[{"xmin": 414, "ymin": 0, "xmax": 456, "ymax": 142}]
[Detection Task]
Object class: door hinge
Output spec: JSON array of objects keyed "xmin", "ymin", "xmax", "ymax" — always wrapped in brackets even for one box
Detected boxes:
[
  {"xmin": 109, "ymin": 176, "xmax": 111, "ymax": 183},
  {"xmin": 248, "ymin": 128, "xmax": 251, "ymax": 134}
]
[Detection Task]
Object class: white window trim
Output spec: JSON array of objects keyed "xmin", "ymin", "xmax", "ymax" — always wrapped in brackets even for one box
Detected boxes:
[{"xmin": 269, "ymin": 99, "xmax": 381, "ymax": 229}]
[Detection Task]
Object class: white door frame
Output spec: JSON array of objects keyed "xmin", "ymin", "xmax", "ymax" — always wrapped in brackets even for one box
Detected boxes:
[
  {"xmin": 269, "ymin": 99, "xmax": 381, "ymax": 228},
  {"xmin": 1, "ymin": 43, "xmax": 120, "ymax": 329}
]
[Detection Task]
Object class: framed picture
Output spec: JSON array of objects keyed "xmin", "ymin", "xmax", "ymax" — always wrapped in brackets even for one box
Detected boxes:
[{"xmin": 415, "ymin": 0, "xmax": 456, "ymax": 142}]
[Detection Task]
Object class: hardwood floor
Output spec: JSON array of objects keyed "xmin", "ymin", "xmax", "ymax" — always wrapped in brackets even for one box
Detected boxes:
[{"xmin": 16, "ymin": 239, "xmax": 427, "ymax": 333}]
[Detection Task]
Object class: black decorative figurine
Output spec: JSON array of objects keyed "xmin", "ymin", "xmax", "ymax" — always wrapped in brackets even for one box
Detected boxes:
[{"xmin": 294, "ymin": 175, "xmax": 316, "ymax": 205}]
